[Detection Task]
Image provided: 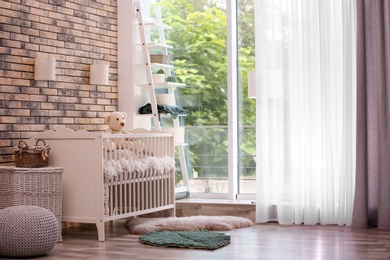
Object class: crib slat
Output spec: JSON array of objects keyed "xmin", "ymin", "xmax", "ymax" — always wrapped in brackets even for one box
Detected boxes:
[{"xmin": 101, "ymin": 130, "xmax": 174, "ymax": 226}]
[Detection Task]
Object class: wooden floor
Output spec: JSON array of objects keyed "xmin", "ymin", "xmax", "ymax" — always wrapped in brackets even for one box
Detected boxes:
[{"xmin": 8, "ymin": 220, "xmax": 390, "ymax": 260}]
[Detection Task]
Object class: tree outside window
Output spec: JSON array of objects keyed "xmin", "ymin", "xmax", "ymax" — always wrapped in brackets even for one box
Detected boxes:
[{"xmin": 152, "ymin": 0, "xmax": 255, "ymax": 194}]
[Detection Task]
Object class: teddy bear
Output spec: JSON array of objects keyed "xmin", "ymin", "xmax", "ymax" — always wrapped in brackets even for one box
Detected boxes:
[
  {"xmin": 104, "ymin": 111, "xmax": 132, "ymax": 150},
  {"xmin": 104, "ymin": 111, "xmax": 148, "ymax": 152},
  {"xmin": 104, "ymin": 111, "xmax": 131, "ymax": 134}
]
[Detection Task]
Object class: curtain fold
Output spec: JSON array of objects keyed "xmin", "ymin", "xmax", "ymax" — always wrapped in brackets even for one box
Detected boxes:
[
  {"xmin": 352, "ymin": 0, "xmax": 390, "ymax": 230},
  {"xmin": 255, "ymin": 0, "xmax": 356, "ymax": 225}
]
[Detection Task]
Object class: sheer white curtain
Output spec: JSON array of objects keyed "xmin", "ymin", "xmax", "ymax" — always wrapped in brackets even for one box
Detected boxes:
[{"xmin": 255, "ymin": 0, "xmax": 356, "ymax": 225}]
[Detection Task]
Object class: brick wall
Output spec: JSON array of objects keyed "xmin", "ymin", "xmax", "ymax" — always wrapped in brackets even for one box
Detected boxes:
[{"xmin": 0, "ymin": 0, "xmax": 118, "ymax": 164}]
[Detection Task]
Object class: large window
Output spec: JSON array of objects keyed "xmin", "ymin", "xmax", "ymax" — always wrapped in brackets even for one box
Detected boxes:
[
  {"xmin": 151, "ymin": 0, "xmax": 255, "ymax": 196},
  {"xmin": 237, "ymin": 0, "xmax": 255, "ymax": 194}
]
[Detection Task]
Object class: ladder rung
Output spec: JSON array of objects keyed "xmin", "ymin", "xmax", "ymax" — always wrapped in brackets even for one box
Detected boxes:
[
  {"xmin": 135, "ymin": 43, "xmax": 173, "ymax": 50},
  {"xmin": 138, "ymin": 82, "xmax": 186, "ymax": 89},
  {"xmin": 141, "ymin": 22, "xmax": 173, "ymax": 30},
  {"xmin": 150, "ymin": 63, "xmax": 173, "ymax": 69},
  {"xmin": 147, "ymin": 43, "xmax": 173, "ymax": 49}
]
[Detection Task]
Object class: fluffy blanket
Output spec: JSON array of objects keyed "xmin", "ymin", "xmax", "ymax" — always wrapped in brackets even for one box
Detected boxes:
[
  {"xmin": 103, "ymin": 149, "xmax": 175, "ymax": 179},
  {"xmin": 125, "ymin": 215, "xmax": 254, "ymax": 235},
  {"xmin": 138, "ymin": 103, "xmax": 188, "ymax": 119}
]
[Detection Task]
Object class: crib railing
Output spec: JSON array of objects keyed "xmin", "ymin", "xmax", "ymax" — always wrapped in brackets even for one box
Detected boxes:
[{"xmin": 101, "ymin": 133, "xmax": 175, "ymax": 219}]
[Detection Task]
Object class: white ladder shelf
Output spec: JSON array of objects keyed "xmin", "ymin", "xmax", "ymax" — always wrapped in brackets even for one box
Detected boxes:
[{"xmin": 135, "ymin": 1, "xmax": 190, "ymax": 195}]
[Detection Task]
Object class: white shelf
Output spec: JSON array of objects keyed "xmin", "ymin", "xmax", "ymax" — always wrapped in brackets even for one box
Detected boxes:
[
  {"xmin": 137, "ymin": 43, "xmax": 173, "ymax": 50},
  {"xmin": 136, "ymin": 114, "xmax": 155, "ymax": 118},
  {"xmin": 148, "ymin": 43, "xmax": 173, "ymax": 50},
  {"xmin": 137, "ymin": 82, "xmax": 186, "ymax": 89},
  {"xmin": 136, "ymin": 113, "xmax": 187, "ymax": 119},
  {"xmin": 142, "ymin": 21, "xmax": 172, "ymax": 30},
  {"xmin": 136, "ymin": 1, "xmax": 190, "ymax": 195},
  {"xmin": 136, "ymin": 63, "xmax": 173, "ymax": 69},
  {"xmin": 137, "ymin": 17, "xmax": 173, "ymax": 30},
  {"xmin": 154, "ymin": 82, "xmax": 186, "ymax": 89},
  {"xmin": 150, "ymin": 63, "xmax": 173, "ymax": 69}
]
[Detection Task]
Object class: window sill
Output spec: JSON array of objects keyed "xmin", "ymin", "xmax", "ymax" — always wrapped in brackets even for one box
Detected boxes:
[{"xmin": 176, "ymin": 197, "xmax": 255, "ymax": 206}]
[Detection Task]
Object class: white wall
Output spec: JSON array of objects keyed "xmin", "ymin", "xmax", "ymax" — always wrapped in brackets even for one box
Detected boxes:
[{"xmin": 117, "ymin": 0, "xmax": 152, "ymax": 130}]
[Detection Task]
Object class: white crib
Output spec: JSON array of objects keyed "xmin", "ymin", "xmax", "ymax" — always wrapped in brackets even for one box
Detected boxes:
[{"xmin": 31, "ymin": 128, "xmax": 175, "ymax": 241}]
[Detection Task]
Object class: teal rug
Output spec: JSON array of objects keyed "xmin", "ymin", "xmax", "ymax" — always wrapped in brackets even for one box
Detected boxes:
[{"xmin": 139, "ymin": 230, "xmax": 231, "ymax": 250}]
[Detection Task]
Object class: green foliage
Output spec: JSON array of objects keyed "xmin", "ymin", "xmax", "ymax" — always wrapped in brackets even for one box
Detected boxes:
[
  {"xmin": 166, "ymin": 75, "xmax": 176, "ymax": 82},
  {"xmin": 156, "ymin": 0, "xmax": 228, "ymax": 127},
  {"xmin": 156, "ymin": 69, "xmax": 165, "ymax": 74},
  {"xmin": 153, "ymin": 0, "xmax": 256, "ymax": 179}
]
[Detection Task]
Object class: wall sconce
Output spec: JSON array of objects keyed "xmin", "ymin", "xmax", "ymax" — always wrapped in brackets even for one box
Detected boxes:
[
  {"xmin": 90, "ymin": 62, "xmax": 109, "ymax": 85},
  {"xmin": 34, "ymin": 57, "xmax": 56, "ymax": 81},
  {"xmin": 248, "ymin": 70, "xmax": 256, "ymax": 99}
]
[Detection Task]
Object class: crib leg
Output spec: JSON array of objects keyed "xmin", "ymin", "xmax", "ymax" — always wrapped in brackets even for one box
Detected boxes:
[
  {"xmin": 169, "ymin": 207, "xmax": 176, "ymax": 217},
  {"xmin": 96, "ymin": 221, "xmax": 105, "ymax": 242}
]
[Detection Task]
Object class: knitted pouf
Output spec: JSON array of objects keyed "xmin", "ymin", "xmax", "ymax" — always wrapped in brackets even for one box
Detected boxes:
[{"xmin": 0, "ymin": 205, "xmax": 59, "ymax": 258}]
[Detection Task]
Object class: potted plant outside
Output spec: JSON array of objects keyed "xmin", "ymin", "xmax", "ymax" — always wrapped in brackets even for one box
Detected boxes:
[{"xmin": 152, "ymin": 69, "xmax": 165, "ymax": 83}]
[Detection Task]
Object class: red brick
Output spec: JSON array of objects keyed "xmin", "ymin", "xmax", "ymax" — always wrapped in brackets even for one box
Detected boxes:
[{"xmin": 0, "ymin": 0, "xmax": 119, "ymax": 164}]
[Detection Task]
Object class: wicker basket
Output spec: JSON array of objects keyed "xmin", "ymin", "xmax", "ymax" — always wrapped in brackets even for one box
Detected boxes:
[
  {"xmin": 150, "ymin": 54, "xmax": 170, "ymax": 64},
  {"xmin": 0, "ymin": 166, "xmax": 63, "ymax": 242},
  {"xmin": 14, "ymin": 139, "xmax": 50, "ymax": 168}
]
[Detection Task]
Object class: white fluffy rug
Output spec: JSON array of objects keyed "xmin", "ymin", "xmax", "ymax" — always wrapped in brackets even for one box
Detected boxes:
[{"xmin": 125, "ymin": 216, "xmax": 254, "ymax": 235}]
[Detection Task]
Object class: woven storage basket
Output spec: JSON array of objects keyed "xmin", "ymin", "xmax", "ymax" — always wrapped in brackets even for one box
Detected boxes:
[
  {"xmin": 150, "ymin": 54, "xmax": 170, "ymax": 64},
  {"xmin": 0, "ymin": 166, "xmax": 63, "ymax": 242},
  {"xmin": 14, "ymin": 139, "xmax": 50, "ymax": 168}
]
